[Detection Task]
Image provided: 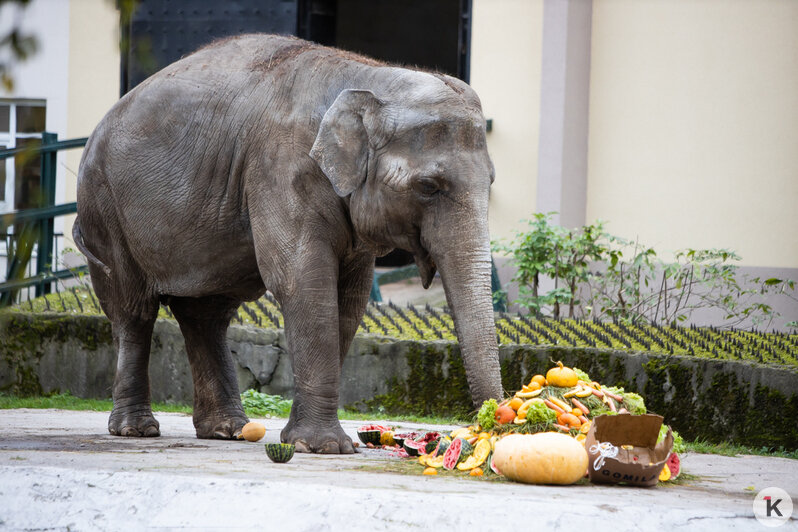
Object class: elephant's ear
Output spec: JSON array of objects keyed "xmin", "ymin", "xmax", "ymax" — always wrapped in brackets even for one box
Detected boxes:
[{"xmin": 310, "ymin": 89, "xmax": 384, "ymax": 197}]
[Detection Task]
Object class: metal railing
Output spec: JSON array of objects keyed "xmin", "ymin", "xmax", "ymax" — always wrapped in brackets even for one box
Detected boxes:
[{"xmin": 0, "ymin": 133, "xmax": 88, "ymax": 306}]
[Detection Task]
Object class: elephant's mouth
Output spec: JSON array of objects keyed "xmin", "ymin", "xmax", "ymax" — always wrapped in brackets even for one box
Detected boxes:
[{"xmin": 413, "ymin": 249, "xmax": 437, "ymax": 288}]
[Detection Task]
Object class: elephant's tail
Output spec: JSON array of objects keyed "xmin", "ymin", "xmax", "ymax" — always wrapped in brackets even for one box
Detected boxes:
[{"xmin": 72, "ymin": 217, "xmax": 111, "ymax": 277}]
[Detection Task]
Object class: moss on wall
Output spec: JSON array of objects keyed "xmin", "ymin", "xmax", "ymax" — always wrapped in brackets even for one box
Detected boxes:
[
  {"xmin": 0, "ymin": 313, "xmax": 113, "ymax": 396},
  {"xmin": 3, "ymin": 312, "xmax": 796, "ymax": 448}
]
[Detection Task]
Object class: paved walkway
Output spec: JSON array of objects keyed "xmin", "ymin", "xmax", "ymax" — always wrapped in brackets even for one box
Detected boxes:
[{"xmin": 0, "ymin": 409, "xmax": 795, "ymax": 531}]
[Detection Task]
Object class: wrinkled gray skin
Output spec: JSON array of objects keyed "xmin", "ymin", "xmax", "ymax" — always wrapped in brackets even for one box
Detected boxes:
[{"xmin": 73, "ymin": 35, "xmax": 502, "ymax": 453}]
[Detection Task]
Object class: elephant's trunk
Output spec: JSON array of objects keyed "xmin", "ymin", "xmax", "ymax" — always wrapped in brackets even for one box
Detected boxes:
[{"xmin": 432, "ymin": 223, "xmax": 503, "ymax": 408}]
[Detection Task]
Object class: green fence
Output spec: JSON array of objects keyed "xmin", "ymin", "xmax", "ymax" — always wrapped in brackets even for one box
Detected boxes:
[{"xmin": 0, "ymin": 134, "xmax": 88, "ymax": 306}]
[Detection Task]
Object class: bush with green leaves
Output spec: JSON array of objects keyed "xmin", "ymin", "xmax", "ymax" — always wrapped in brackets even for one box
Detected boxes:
[{"xmin": 493, "ymin": 213, "xmax": 796, "ymax": 329}]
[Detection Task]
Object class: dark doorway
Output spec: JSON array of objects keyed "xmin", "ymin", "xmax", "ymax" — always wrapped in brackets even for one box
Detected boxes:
[{"xmin": 299, "ymin": 0, "xmax": 470, "ymax": 82}]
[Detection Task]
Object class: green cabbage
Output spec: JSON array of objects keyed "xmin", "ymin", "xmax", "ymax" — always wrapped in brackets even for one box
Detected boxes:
[
  {"xmin": 525, "ymin": 401, "xmax": 557, "ymax": 425},
  {"xmin": 622, "ymin": 392, "xmax": 647, "ymax": 415},
  {"xmin": 477, "ymin": 399, "xmax": 498, "ymax": 431}
]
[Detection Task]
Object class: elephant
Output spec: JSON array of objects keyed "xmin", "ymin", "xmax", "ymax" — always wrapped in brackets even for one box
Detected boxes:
[{"xmin": 73, "ymin": 34, "xmax": 503, "ymax": 453}]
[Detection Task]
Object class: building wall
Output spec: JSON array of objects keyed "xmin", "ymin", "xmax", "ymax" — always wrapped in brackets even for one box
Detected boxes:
[
  {"xmin": 63, "ymin": 0, "xmax": 120, "ymax": 247},
  {"xmin": 470, "ymin": 0, "xmax": 544, "ymax": 242},
  {"xmin": 0, "ymin": 0, "xmax": 70, "ymax": 213},
  {"xmin": 587, "ymin": 0, "xmax": 798, "ymax": 268}
]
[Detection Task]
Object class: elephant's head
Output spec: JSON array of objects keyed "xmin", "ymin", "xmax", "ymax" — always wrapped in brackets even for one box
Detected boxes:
[{"xmin": 310, "ymin": 72, "xmax": 503, "ymax": 406}]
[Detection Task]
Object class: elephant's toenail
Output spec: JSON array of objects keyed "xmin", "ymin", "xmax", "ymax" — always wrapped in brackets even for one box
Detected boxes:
[
  {"xmin": 293, "ymin": 440, "xmax": 311, "ymax": 453},
  {"xmin": 120, "ymin": 426, "xmax": 139, "ymax": 437},
  {"xmin": 144, "ymin": 426, "xmax": 160, "ymax": 437},
  {"xmin": 319, "ymin": 441, "xmax": 340, "ymax": 454}
]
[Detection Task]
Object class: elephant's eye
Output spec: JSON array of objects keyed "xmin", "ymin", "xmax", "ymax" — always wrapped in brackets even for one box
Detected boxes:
[{"xmin": 414, "ymin": 177, "xmax": 440, "ymax": 197}]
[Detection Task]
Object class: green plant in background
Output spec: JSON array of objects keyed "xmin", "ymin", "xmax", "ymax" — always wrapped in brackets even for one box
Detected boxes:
[
  {"xmin": 493, "ymin": 213, "xmax": 615, "ymax": 318},
  {"xmin": 493, "ymin": 212, "xmax": 796, "ymax": 330},
  {"xmin": 240, "ymin": 389, "xmax": 292, "ymax": 418}
]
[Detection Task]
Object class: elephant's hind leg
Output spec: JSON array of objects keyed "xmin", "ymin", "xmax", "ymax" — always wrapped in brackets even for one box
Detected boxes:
[
  {"xmin": 169, "ymin": 295, "xmax": 249, "ymax": 439},
  {"xmin": 89, "ymin": 261, "xmax": 161, "ymax": 438}
]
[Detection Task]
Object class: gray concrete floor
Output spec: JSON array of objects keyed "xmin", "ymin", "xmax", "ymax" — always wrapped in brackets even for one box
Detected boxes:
[{"xmin": 0, "ymin": 409, "xmax": 796, "ymax": 531}]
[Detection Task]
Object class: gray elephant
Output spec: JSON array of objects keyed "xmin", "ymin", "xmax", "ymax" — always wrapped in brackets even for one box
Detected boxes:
[{"xmin": 73, "ymin": 34, "xmax": 502, "ymax": 453}]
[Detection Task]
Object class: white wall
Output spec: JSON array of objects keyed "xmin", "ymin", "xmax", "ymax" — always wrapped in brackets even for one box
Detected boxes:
[
  {"xmin": 587, "ymin": 0, "xmax": 798, "ymax": 268},
  {"xmin": 470, "ymin": 0, "xmax": 545, "ymax": 242},
  {"xmin": 0, "ymin": 0, "xmax": 70, "ymax": 214}
]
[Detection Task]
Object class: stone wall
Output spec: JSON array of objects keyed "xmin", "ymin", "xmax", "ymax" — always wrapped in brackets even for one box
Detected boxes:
[{"xmin": 2, "ymin": 312, "xmax": 796, "ymax": 448}]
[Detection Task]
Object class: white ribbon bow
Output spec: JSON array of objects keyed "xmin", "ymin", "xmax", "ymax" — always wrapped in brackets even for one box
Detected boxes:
[{"xmin": 589, "ymin": 441, "xmax": 618, "ymax": 471}]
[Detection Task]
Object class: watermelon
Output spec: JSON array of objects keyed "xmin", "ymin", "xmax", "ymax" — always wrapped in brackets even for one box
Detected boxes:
[
  {"xmin": 265, "ymin": 443, "xmax": 295, "ymax": 463},
  {"xmin": 357, "ymin": 429, "xmax": 382, "ymax": 445},
  {"xmin": 442, "ymin": 437, "xmax": 473, "ymax": 470},
  {"xmin": 489, "ymin": 453, "xmax": 501, "ymax": 475},
  {"xmin": 666, "ymin": 452, "xmax": 681, "ymax": 478},
  {"xmin": 403, "ymin": 438, "xmax": 427, "ymax": 457},
  {"xmin": 357, "ymin": 424, "xmax": 391, "ymax": 445},
  {"xmin": 393, "ymin": 432, "xmax": 421, "ymax": 448},
  {"xmin": 429, "ymin": 437, "xmax": 451, "ymax": 457}
]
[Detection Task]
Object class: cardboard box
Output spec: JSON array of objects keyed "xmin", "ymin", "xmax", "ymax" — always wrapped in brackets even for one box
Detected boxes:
[{"xmin": 585, "ymin": 413, "xmax": 673, "ymax": 487}]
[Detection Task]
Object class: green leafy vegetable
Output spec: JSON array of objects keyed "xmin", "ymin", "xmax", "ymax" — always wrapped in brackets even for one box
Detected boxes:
[
  {"xmin": 477, "ymin": 399, "xmax": 498, "ymax": 431},
  {"xmin": 525, "ymin": 402, "xmax": 557, "ymax": 425},
  {"xmin": 622, "ymin": 392, "xmax": 647, "ymax": 415},
  {"xmin": 240, "ymin": 389, "xmax": 292, "ymax": 417}
]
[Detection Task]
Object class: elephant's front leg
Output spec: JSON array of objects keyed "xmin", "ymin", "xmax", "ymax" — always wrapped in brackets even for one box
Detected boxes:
[{"xmin": 279, "ymin": 250, "xmax": 355, "ymax": 454}]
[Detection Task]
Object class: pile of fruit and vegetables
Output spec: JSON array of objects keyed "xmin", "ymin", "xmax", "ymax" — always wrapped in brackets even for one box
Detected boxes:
[{"xmin": 357, "ymin": 361, "xmax": 684, "ymax": 484}]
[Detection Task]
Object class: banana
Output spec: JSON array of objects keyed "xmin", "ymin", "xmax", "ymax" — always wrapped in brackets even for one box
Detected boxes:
[
  {"xmin": 513, "ymin": 416, "xmax": 528, "ymax": 425},
  {"xmin": 548, "ymin": 396, "xmax": 571, "ymax": 412},
  {"xmin": 563, "ymin": 387, "xmax": 581, "ymax": 398},
  {"xmin": 516, "ymin": 388, "xmax": 543, "ymax": 398},
  {"xmin": 575, "ymin": 386, "xmax": 594, "ymax": 398}
]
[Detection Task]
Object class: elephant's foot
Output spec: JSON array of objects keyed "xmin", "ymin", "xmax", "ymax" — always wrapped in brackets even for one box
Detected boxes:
[
  {"xmin": 194, "ymin": 409, "xmax": 249, "ymax": 440},
  {"xmin": 281, "ymin": 418, "xmax": 355, "ymax": 454},
  {"xmin": 108, "ymin": 406, "xmax": 160, "ymax": 437}
]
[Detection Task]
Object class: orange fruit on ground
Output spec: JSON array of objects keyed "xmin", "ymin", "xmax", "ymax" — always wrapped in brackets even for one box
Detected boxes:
[
  {"xmin": 579, "ymin": 421, "xmax": 592, "ymax": 434},
  {"xmin": 241, "ymin": 422, "xmax": 266, "ymax": 442},
  {"xmin": 423, "ymin": 467, "xmax": 438, "ymax": 476},
  {"xmin": 530, "ymin": 375, "xmax": 547, "ymax": 387},
  {"xmin": 571, "ymin": 408, "xmax": 583, "ymax": 417},
  {"xmin": 470, "ymin": 467, "xmax": 484, "ymax": 476},
  {"xmin": 508, "ymin": 397, "xmax": 524, "ymax": 411},
  {"xmin": 495, "ymin": 405, "xmax": 516, "ymax": 424}
]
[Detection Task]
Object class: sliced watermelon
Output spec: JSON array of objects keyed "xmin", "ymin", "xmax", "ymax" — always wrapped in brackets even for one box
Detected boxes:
[
  {"xmin": 393, "ymin": 431, "xmax": 421, "ymax": 448},
  {"xmin": 403, "ymin": 438, "xmax": 427, "ymax": 457},
  {"xmin": 666, "ymin": 452, "xmax": 681, "ymax": 478},
  {"xmin": 489, "ymin": 453, "xmax": 501, "ymax": 475},
  {"xmin": 443, "ymin": 437, "xmax": 463, "ymax": 470}
]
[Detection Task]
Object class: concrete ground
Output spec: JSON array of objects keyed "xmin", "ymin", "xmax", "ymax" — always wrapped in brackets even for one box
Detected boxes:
[{"xmin": 0, "ymin": 410, "xmax": 796, "ymax": 531}]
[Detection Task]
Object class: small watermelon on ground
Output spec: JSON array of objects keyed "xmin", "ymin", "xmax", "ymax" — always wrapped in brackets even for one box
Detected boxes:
[{"xmin": 265, "ymin": 443, "xmax": 295, "ymax": 463}]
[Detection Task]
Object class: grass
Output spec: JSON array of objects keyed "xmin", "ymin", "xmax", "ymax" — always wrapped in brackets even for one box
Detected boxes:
[
  {"xmin": 1, "ymin": 392, "xmax": 794, "ymax": 459},
  {"xmin": 0, "ymin": 392, "xmax": 191, "ymax": 413}
]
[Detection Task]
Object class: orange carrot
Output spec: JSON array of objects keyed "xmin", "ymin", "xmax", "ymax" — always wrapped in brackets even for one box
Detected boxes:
[
  {"xmin": 544, "ymin": 399, "xmax": 565, "ymax": 415},
  {"xmin": 553, "ymin": 423, "xmax": 571, "ymax": 432},
  {"xmin": 591, "ymin": 389, "xmax": 605, "ymax": 398},
  {"xmin": 571, "ymin": 398, "xmax": 590, "ymax": 415},
  {"xmin": 578, "ymin": 415, "xmax": 589, "ymax": 424}
]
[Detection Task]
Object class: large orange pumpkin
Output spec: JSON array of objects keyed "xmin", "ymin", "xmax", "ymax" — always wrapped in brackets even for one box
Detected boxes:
[
  {"xmin": 546, "ymin": 361, "xmax": 578, "ymax": 388},
  {"xmin": 492, "ymin": 432, "xmax": 588, "ymax": 485}
]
